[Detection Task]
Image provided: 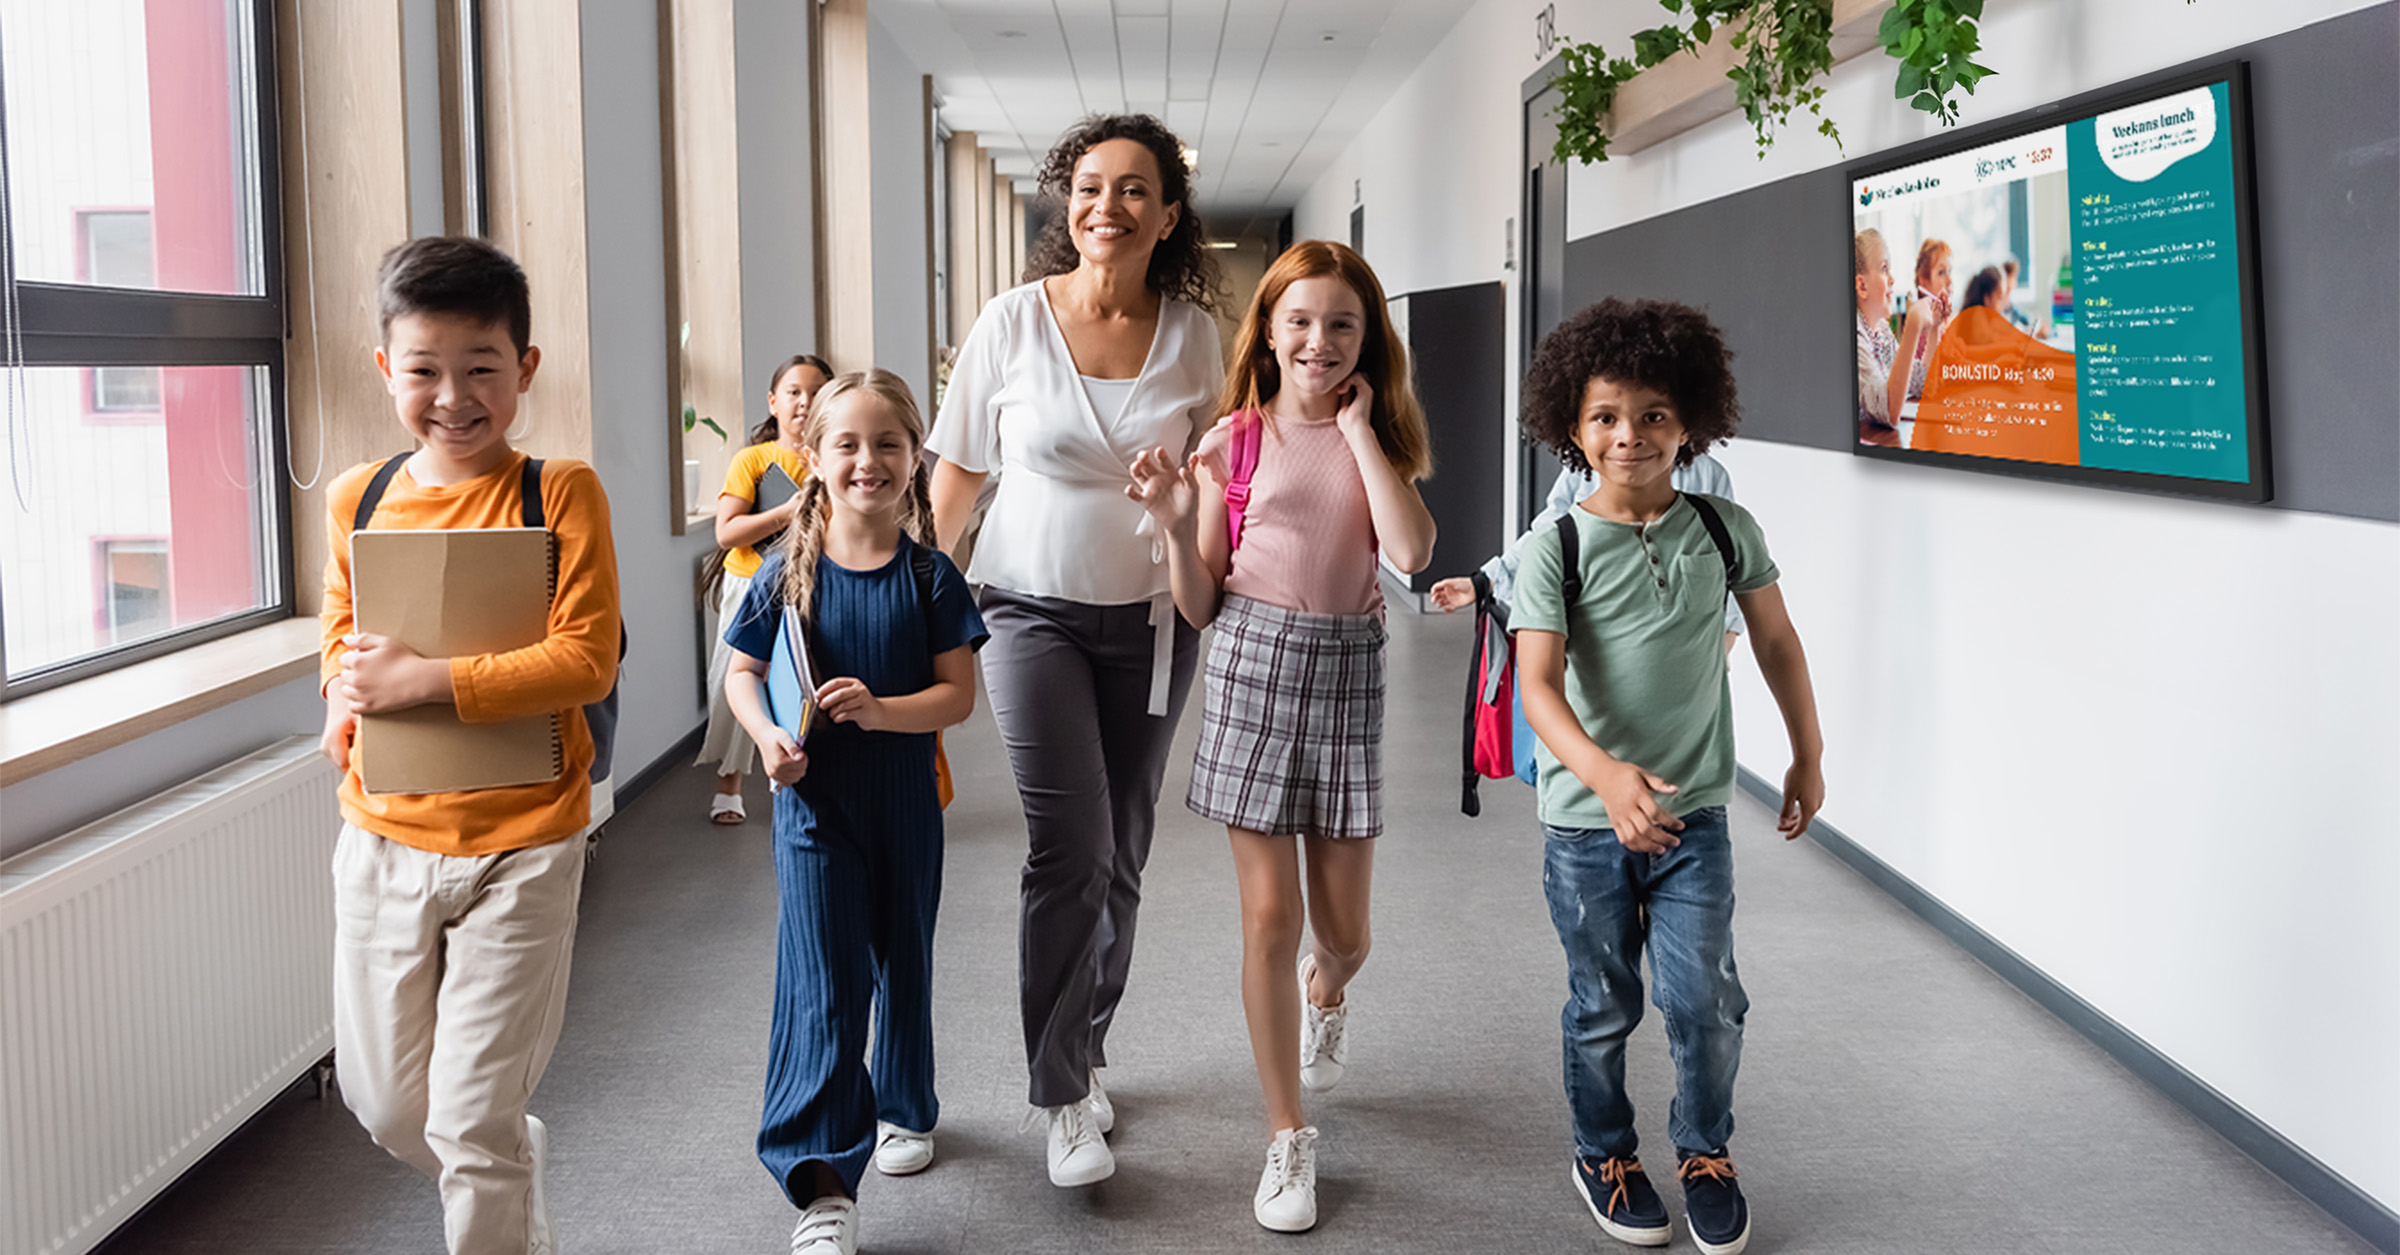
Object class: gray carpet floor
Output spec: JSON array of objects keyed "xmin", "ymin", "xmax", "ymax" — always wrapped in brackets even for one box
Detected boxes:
[{"xmin": 96, "ymin": 608, "xmax": 2373, "ymax": 1254}]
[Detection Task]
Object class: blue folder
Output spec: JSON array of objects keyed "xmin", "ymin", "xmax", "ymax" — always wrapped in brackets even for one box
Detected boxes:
[{"xmin": 764, "ymin": 604, "xmax": 817, "ymax": 744}]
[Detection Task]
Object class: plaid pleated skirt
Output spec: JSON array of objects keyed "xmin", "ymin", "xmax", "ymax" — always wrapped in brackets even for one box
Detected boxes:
[{"xmin": 1187, "ymin": 595, "xmax": 1387, "ymax": 840}]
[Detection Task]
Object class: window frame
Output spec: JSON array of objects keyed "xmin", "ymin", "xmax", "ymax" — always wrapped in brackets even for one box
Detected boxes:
[{"xmin": 0, "ymin": 0, "xmax": 291, "ymax": 702}]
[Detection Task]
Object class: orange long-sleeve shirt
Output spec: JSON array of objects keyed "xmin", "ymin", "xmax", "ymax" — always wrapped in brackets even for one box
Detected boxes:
[{"xmin": 321, "ymin": 451, "xmax": 621, "ymax": 856}]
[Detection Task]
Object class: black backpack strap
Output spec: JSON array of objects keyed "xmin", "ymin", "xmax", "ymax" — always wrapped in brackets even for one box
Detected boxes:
[
  {"xmin": 910, "ymin": 538, "xmax": 942, "ymax": 648},
  {"xmin": 1461, "ymin": 573, "xmax": 1495, "ymax": 818},
  {"xmin": 351, "ymin": 452, "xmax": 413, "ymax": 532},
  {"xmin": 521, "ymin": 457, "xmax": 546, "ymax": 530},
  {"xmin": 1681, "ymin": 492, "xmax": 1740, "ymax": 592},
  {"xmin": 1554, "ymin": 513, "xmax": 1583, "ymax": 612}
]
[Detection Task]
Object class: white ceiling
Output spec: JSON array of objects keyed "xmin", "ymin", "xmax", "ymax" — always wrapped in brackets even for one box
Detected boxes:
[{"xmin": 869, "ymin": 1, "xmax": 1479, "ymax": 236}]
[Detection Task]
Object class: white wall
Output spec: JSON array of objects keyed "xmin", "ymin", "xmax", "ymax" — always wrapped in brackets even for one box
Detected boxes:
[
  {"xmin": 582, "ymin": 0, "xmax": 712, "ymax": 781},
  {"xmin": 868, "ymin": 15, "xmax": 933, "ymax": 412},
  {"xmin": 1296, "ymin": 0, "xmax": 2400, "ymax": 1212}
]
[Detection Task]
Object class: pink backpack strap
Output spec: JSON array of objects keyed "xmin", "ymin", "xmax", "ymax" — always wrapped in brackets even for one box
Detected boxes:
[{"xmin": 1224, "ymin": 410, "xmax": 1263, "ymax": 552}]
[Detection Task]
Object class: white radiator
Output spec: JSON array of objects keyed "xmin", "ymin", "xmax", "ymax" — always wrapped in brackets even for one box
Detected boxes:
[{"xmin": 2, "ymin": 736, "xmax": 340, "ymax": 1255}]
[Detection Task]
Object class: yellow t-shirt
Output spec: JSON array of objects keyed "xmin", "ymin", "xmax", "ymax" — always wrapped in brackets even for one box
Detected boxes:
[{"xmin": 720, "ymin": 442, "xmax": 808, "ymax": 579}]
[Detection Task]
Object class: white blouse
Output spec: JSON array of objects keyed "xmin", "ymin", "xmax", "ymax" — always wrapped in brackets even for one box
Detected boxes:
[{"xmin": 930, "ymin": 281, "xmax": 1225, "ymax": 606}]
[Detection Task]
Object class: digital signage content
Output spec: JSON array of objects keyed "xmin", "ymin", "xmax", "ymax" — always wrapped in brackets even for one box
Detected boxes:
[{"xmin": 1848, "ymin": 65, "xmax": 2268, "ymax": 501}]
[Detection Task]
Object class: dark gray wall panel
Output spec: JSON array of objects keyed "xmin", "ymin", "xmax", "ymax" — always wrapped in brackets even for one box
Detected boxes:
[
  {"xmin": 1561, "ymin": 3, "xmax": 2399, "ymax": 523},
  {"xmin": 1406, "ymin": 281, "xmax": 1508, "ymax": 591}
]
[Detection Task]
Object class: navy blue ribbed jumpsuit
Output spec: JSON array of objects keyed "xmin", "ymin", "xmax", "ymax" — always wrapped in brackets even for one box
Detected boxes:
[{"xmin": 723, "ymin": 539, "xmax": 987, "ymax": 1200}]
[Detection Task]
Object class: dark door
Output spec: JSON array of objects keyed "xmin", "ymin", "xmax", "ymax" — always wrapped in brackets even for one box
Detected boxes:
[{"xmin": 1520, "ymin": 79, "xmax": 1568, "ymax": 531}]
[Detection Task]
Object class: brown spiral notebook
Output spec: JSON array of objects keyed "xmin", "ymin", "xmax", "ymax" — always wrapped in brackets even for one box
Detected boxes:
[{"xmin": 351, "ymin": 527, "xmax": 561, "ymax": 794}]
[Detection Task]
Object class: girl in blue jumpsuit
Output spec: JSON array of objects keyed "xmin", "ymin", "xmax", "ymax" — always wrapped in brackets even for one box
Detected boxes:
[{"xmin": 724, "ymin": 369, "xmax": 987, "ymax": 1255}]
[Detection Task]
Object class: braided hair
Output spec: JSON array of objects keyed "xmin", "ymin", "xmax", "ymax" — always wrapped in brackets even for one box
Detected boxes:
[{"xmin": 776, "ymin": 368, "xmax": 937, "ymax": 627}]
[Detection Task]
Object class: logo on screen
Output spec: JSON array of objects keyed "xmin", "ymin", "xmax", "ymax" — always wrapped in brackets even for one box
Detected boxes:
[{"xmin": 1858, "ymin": 175, "xmax": 1940, "ymax": 207}]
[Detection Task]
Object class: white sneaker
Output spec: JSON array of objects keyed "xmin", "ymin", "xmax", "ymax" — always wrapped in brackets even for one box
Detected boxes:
[
  {"xmin": 1297, "ymin": 952, "xmax": 1348, "ymax": 1093},
  {"xmin": 1030, "ymin": 1100, "xmax": 1115, "ymax": 1187},
  {"xmin": 789, "ymin": 1195, "xmax": 858, "ymax": 1255},
  {"xmin": 1084, "ymin": 1068, "xmax": 1115, "ymax": 1134},
  {"xmin": 1252, "ymin": 1125, "xmax": 1320, "ymax": 1232},
  {"xmin": 873, "ymin": 1121, "xmax": 934, "ymax": 1175},
  {"xmin": 525, "ymin": 1114, "xmax": 556, "ymax": 1255}
]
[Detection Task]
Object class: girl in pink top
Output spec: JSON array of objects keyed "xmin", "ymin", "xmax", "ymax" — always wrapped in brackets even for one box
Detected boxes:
[{"xmin": 1126, "ymin": 240, "xmax": 1435, "ymax": 1234}]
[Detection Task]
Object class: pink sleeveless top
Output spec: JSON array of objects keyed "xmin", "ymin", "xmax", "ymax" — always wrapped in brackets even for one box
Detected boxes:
[{"xmin": 1198, "ymin": 412, "xmax": 1382, "ymax": 616}]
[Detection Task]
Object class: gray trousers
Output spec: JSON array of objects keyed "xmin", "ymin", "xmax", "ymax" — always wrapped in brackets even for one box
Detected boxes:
[{"xmin": 977, "ymin": 588, "xmax": 1200, "ymax": 1109}]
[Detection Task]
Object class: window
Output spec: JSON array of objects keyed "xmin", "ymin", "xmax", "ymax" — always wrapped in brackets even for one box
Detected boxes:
[
  {"xmin": 0, "ymin": 0, "xmax": 285, "ymax": 698},
  {"xmin": 97, "ymin": 538, "xmax": 171, "ymax": 645}
]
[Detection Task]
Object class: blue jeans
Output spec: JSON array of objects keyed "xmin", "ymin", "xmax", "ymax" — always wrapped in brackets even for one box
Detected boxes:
[{"xmin": 1542, "ymin": 806, "xmax": 1746, "ymax": 1160}]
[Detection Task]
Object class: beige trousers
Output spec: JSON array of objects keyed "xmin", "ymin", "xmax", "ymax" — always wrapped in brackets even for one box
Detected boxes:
[{"xmin": 333, "ymin": 822, "xmax": 587, "ymax": 1255}]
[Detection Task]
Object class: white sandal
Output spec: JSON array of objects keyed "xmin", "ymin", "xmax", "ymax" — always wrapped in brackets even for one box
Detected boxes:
[{"xmin": 709, "ymin": 792, "xmax": 745, "ymax": 824}]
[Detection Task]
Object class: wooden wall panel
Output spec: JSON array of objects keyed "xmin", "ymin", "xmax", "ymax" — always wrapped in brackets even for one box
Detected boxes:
[
  {"xmin": 663, "ymin": 0, "xmax": 746, "ymax": 523},
  {"xmin": 276, "ymin": 0, "xmax": 412, "ymax": 599},
  {"xmin": 816, "ymin": 0, "xmax": 873, "ymax": 372},
  {"xmin": 480, "ymin": 0, "xmax": 592, "ymax": 464},
  {"xmin": 973, "ymin": 149, "xmax": 996, "ymax": 305},
  {"xmin": 944, "ymin": 130, "xmax": 982, "ymax": 345}
]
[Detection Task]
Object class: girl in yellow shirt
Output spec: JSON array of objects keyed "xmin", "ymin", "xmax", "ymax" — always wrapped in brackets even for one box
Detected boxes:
[{"xmin": 697, "ymin": 353, "xmax": 830, "ymax": 822}]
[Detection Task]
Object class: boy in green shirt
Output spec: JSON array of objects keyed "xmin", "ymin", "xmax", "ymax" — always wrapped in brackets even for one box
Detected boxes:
[{"xmin": 1512, "ymin": 299, "xmax": 1825, "ymax": 1255}]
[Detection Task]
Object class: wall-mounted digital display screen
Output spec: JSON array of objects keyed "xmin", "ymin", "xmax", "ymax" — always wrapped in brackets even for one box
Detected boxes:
[{"xmin": 1847, "ymin": 64, "xmax": 2269, "ymax": 501}]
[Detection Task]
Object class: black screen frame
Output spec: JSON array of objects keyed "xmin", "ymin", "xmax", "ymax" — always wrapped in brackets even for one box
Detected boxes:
[{"xmin": 1844, "ymin": 60, "xmax": 2272, "ymax": 505}]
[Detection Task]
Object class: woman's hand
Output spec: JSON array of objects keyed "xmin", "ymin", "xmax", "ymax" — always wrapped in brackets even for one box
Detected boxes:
[
  {"xmin": 759, "ymin": 732, "xmax": 808, "ymax": 784},
  {"xmin": 1429, "ymin": 577, "xmax": 1476, "ymax": 612},
  {"xmin": 815, "ymin": 677, "xmax": 887, "ymax": 731},
  {"xmin": 1125, "ymin": 445, "xmax": 1202, "ymax": 539},
  {"xmin": 339, "ymin": 634, "xmax": 452, "ymax": 714}
]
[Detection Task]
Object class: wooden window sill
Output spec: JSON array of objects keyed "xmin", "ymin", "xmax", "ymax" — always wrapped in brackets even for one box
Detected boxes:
[{"xmin": 0, "ymin": 618, "xmax": 321, "ymax": 786}]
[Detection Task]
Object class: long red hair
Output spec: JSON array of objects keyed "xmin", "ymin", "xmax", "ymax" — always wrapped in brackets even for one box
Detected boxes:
[{"xmin": 1216, "ymin": 240, "xmax": 1432, "ymax": 481}]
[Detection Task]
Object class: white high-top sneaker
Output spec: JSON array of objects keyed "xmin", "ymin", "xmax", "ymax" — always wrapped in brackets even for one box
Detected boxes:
[{"xmin": 1252, "ymin": 1125, "xmax": 1321, "ymax": 1232}]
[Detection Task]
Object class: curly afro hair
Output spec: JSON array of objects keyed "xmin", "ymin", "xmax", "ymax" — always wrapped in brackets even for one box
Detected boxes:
[
  {"xmin": 1022, "ymin": 114, "xmax": 1224, "ymax": 313},
  {"xmin": 1520, "ymin": 298, "xmax": 1740, "ymax": 473}
]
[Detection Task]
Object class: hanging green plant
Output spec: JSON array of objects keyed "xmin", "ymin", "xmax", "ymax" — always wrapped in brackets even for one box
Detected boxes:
[
  {"xmin": 1549, "ymin": 0, "xmax": 1991, "ymax": 166},
  {"xmin": 1880, "ymin": 0, "xmax": 1994, "ymax": 124}
]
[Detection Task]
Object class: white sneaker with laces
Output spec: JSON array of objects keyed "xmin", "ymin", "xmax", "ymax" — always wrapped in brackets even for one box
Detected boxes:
[
  {"xmin": 525, "ymin": 1113, "xmax": 556, "ymax": 1255},
  {"xmin": 1029, "ymin": 1100, "xmax": 1115, "ymax": 1187},
  {"xmin": 1252, "ymin": 1125, "xmax": 1320, "ymax": 1232},
  {"xmin": 1084, "ymin": 1068, "xmax": 1115, "ymax": 1134},
  {"xmin": 873, "ymin": 1121, "xmax": 934, "ymax": 1175},
  {"xmin": 1297, "ymin": 952, "xmax": 1348, "ymax": 1092},
  {"xmin": 789, "ymin": 1195, "xmax": 859, "ymax": 1255}
]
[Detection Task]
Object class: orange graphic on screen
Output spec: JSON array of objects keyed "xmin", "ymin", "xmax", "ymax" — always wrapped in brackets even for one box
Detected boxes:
[{"xmin": 1910, "ymin": 307, "xmax": 2079, "ymax": 466}]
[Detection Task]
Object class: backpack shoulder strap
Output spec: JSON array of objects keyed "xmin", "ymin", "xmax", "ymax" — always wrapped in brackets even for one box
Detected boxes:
[
  {"xmin": 1224, "ymin": 411, "xmax": 1263, "ymax": 551},
  {"xmin": 1680, "ymin": 492, "xmax": 1739, "ymax": 591},
  {"xmin": 1554, "ymin": 512, "xmax": 1583, "ymax": 610},
  {"xmin": 521, "ymin": 457, "xmax": 546, "ymax": 530},
  {"xmin": 351, "ymin": 452, "xmax": 413, "ymax": 532}
]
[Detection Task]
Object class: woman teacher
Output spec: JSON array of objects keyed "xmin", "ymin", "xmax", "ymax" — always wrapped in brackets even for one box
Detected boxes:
[{"xmin": 927, "ymin": 114, "xmax": 1223, "ymax": 1190}]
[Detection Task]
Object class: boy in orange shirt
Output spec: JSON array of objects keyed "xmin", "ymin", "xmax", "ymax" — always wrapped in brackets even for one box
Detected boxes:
[{"xmin": 317, "ymin": 236, "xmax": 619, "ymax": 1255}]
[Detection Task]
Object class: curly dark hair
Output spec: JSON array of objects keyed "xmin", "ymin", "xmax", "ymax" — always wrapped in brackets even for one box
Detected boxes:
[
  {"xmin": 1520, "ymin": 298, "xmax": 1740, "ymax": 473},
  {"xmin": 1022, "ymin": 114, "xmax": 1224, "ymax": 312}
]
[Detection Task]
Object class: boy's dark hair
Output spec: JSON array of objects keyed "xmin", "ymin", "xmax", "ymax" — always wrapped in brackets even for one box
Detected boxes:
[
  {"xmin": 376, "ymin": 236, "xmax": 533, "ymax": 353},
  {"xmin": 1520, "ymin": 298, "xmax": 1740, "ymax": 472}
]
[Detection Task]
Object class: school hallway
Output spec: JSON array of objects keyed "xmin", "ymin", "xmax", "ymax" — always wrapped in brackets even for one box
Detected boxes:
[{"xmin": 91, "ymin": 606, "xmax": 2371, "ymax": 1255}]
